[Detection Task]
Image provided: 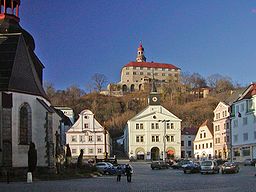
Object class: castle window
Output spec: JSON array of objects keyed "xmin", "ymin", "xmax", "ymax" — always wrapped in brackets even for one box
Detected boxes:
[{"xmin": 19, "ymin": 103, "xmax": 32, "ymax": 145}]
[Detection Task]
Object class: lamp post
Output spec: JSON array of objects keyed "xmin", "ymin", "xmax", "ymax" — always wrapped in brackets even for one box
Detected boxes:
[{"xmin": 158, "ymin": 120, "xmax": 170, "ymax": 162}]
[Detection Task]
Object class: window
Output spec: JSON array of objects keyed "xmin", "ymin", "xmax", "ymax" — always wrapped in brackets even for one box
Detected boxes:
[
  {"xmin": 202, "ymin": 144, "xmax": 204, "ymax": 149},
  {"xmin": 89, "ymin": 136, "xmax": 93, "ymax": 142},
  {"xmin": 151, "ymin": 123, "xmax": 155, "ymax": 129},
  {"xmin": 156, "ymin": 123, "xmax": 159, "ymax": 129},
  {"xmin": 136, "ymin": 136, "xmax": 140, "ymax": 142},
  {"xmin": 243, "ymin": 133, "xmax": 248, "ymax": 141},
  {"xmin": 181, "ymin": 141, "xmax": 184, "ymax": 146},
  {"xmin": 140, "ymin": 136, "xmax": 144, "ymax": 142},
  {"xmin": 170, "ymin": 136, "xmax": 174, "ymax": 142},
  {"xmin": 200, "ymin": 134, "xmax": 202, "ymax": 139},
  {"xmin": 204, "ymin": 132, "xmax": 206, "ymax": 138},
  {"xmin": 72, "ymin": 149, "xmax": 77, "ymax": 154},
  {"xmin": 84, "ymin": 116, "xmax": 89, "ymax": 119},
  {"xmin": 133, "ymin": 72, "xmax": 136, "ymax": 75},
  {"xmin": 215, "ymin": 138, "xmax": 220, "ymax": 144},
  {"xmin": 136, "ymin": 123, "xmax": 139, "ymax": 129},
  {"xmin": 88, "ymin": 148, "xmax": 93, "ymax": 154},
  {"xmin": 71, "ymin": 136, "xmax": 77, "ymax": 142},
  {"xmin": 199, "ymin": 144, "xmax": 201, "ymax": 149},
  {"xmin": 152, "ymin": 135, "xmax": 159, "ymax": 142},
  {"xmin": 166, "ymin": 123, "xmax": 170, "ymax": 129},
  {"xmin": 242, "ymin": 148, "xmax": 250, "ymax": 156},
  {"xmin": 234, "ymin": 135, "xmax": 238, "ymax": 143},
  {"xmin": 165, "ymin": 135, "xmax": 169, "ymax": 142},
  {"xmin": 195, "ymin": 145, "xmax": 197, "ymax": 150},
  {"xmin": 156, "ymin": 136, "xmax": 159, "ymax": 142},
  {"xmin": 162, "ymin": 73, "xmax": 165, "ymax": 76},
  {"xmin": 19, "ymin": 103, "xmax": 32, "ymax": 145},
  {"xmin": 210, "ymin": 143, "xmax": 212, "ymax": 148},
  {"xmin": 140, "ymin": 72, "xmax": 143, "ymax": 75},
  {"xmin": 140, "ymin": 123, "xmax": 144, "ymax": 129},
  {"xmin": 206, "ymin": 143, "xmax": 208, "ymax": 148},
  {"xmin": 241, "ymin": 103, "xmax": 244, "ymax": 112},
  {"xmin": 171, "ymin": 123, "xmax": 174, "ymax": 129},
  {"xmin": 79, "ymin": 135, "xmax": 85, "ymax": 142},
  {"xmin": 234, "ymin": 149, "xmax": 240, "ymax": 156},
  {"xmin": 243, "ymin": 117, "xmax": 248, "ymax": 125},
  {"xmin": 126, "ymin": 72, "xmax": 129, "ymax": 75},
  {"xmin": 97, "ymin": 148, "xmax": 102, "ymax": 153},
  {"xmin": 136, "ymin": 135, "xmax": 144, "ymax": 142},
  {"xmin": 84, "ymin": 123, "xmax": 89, "ymax": 128},
  {"xmin": 152, "ymin": 136, "xmax": 155, "ymax": 142},
  {"xmin": 147, "ymin": 72, "xmax": 151, "ymax": 75},
  {"xmin": 188, "ymin": 141, "xmax": 191, "ymax": 146},
  {"xmin": 233, "ymin": 120, "xmax": 238, "ymax": 127},
  {"xmin": 97, "ymin": 136, "xmax": 102, "ymax": 142}
]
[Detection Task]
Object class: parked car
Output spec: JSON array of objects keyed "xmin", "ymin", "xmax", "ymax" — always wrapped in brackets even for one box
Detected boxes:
[
  {"xmin": 221, "ymin": 162, "xmax": 239, "ymax": 174},
  {"xmin": 171, "ymin": 159, "xmax": 191, "ymax": 169},
  {"xmin": 216, "ymin": 159, "xmax": 228, "ymax": 166},
  {"xmin": 200, "ymin": 160, "xmax": 219, "ymax": 174},
  {"xmin": 183, "ymin": 162, "xmax": 201, "ymax": 174},
  {"xmin": 243, "ymin": 159, "xmax": 256, "ymax": 166},
  {"xmin": 151, "ymin": 161, "xmax": 169, "ymax": 170},
  {"xmin": 95, "ymin": 162, "xmax": 116, "ymax": 175}
]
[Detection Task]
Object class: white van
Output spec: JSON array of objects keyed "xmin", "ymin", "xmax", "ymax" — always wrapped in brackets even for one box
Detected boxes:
[{"xmin": 200, "ymin": 160, "xmax": 219, "ymax": 174}]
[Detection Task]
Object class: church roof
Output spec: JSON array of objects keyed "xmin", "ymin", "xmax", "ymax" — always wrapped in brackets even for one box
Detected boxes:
[
  {"xmin": 124, "ymin": 61, "xmax": 180, "ymax": 70},
  {"xmin": 0, "ymin": 33, "xmax": 48, "ymax": 100}
]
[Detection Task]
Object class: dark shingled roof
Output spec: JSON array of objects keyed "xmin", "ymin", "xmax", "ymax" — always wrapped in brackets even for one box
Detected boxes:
[{"xmin": 0, "ymin": 33, "xmax": 48, "ymax": 100}]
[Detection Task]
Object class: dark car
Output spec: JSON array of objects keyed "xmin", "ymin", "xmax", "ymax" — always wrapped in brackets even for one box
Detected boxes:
[
  {"xmin": 243, "ymin": 159, "xmax": 256, "ymax": 166},
  {"xmin": 221, "ymin": 162, "xmax": 239, "ymax": 174},
  {"xmin": 151, "ymin": 161, "xmax": 169, "ymax": 170},
  {"xmin": 171, "ymin": 159, "xmax": 191, "ymax": 169},
  {"xmin": 183, "ymin": 162, "xmax": 201, "ymax": 174}
]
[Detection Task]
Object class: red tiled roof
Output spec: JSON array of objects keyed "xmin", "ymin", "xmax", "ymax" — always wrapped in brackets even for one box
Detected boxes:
[{"xmin": 124, "ymin": 61, "xmax": 180, "ymax": 70}]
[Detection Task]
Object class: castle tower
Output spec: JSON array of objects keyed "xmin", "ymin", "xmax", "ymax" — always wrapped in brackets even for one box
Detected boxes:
[{"xmin": 136, "ymin": 42, "xmax": 146, "ymax": 62}]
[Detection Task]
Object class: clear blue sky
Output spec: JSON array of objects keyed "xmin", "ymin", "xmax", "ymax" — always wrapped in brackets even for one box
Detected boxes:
[{"xmin": 19, "ymin": 0, "xmax": 256, "ymax": 91}]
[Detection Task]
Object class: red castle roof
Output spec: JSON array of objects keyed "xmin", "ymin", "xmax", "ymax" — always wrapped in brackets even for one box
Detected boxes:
[{"xmin": 124, "ymin": 61, "xmax": 180, "ymax": 70}]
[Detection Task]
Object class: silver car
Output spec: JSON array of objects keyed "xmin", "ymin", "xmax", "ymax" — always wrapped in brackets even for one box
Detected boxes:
[{"xmin": 200, "ymin": 160, "xmax": 219, "ymax": 174}]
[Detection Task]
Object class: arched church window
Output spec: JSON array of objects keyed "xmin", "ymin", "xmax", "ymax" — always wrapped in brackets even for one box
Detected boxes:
[{"xmin": 19, "ymin": 103, "xmax": 32, "ymax": 145}]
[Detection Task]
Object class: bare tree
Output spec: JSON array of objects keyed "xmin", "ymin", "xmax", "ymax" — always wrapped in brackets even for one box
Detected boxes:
[{"xmin": 91, "ymin": 73, "xmax": 108, "ymax": 92}]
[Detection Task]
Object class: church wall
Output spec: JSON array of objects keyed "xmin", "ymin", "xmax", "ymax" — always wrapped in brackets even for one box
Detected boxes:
[{"xmin": 11, "ymin": 92, "xmax": 51, "ymax": 167}]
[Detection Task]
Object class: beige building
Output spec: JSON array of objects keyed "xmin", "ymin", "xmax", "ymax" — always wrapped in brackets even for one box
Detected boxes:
[
  {"xmin": 66, "ymin": 109, "xmax": 111, "ymax": 159},
  {"xmin": 193, "ymin": 120, "xmax": 214, "ymax": 160},
  {"xmin": 213, "ymin": 102, "xmax": 230, "ymax": 160},
  {"xmin": 116, "ymin": 43, "xmax": 181, "ymax": 93},
  {"xmin": 123, "ymin": 85, "xmax": 182, "ymax": 160}
]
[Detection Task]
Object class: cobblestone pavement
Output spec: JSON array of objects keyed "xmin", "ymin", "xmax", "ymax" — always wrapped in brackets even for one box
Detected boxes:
[{"xmin": 1, "ymin": 162, "xmax": 256, "ymax": 192}]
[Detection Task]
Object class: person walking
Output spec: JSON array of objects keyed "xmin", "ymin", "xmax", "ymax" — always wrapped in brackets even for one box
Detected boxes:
[
  {"xmin": 125, "ymin": 164, "xmax": 132, "ymax": 182},
  {"xmin": 116, "ymin": 165, "xmax": 122, "ymax": 182}
]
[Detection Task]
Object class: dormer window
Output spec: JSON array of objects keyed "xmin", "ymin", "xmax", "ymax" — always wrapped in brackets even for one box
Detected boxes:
[{"xmin": 84, "ymin": 116, "xmax": 88, "ymax": 119}]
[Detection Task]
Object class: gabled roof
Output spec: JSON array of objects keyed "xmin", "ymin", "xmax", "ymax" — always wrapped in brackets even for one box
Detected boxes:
[
  {"xmin": 0, "ymin": 33, "xmax": 48, "ymax": 100},
  {"xmin": 124, "ymin": 61, "xmax": 180, "ymax": 70},
  {"xmin": 236, "ymin": 83, "xmax": 256, "ymax": 101},
  {"xmin": 199, "ymin": 119, "xmax": 213, "ymax": 136}
]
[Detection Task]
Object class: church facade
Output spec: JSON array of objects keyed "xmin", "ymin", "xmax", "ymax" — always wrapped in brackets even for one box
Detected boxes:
[
  {"xmin": 0, "ymin": 0, "xmax": 63, "ymax": 172},
  {"xmin": 124, "ymin": 85, "xmax": 182, "ymax": 160}
]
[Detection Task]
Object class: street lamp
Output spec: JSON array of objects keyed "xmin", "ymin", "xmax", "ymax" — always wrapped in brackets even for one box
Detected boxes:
[{"xmin": 158, "ymin": 120, "xmax": 170, "ymax": 162}]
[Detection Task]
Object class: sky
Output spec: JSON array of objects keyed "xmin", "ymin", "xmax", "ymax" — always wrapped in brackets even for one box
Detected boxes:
[{"xmin": 19, "ymin": 0, "xmax": 256, "ymax": 91}]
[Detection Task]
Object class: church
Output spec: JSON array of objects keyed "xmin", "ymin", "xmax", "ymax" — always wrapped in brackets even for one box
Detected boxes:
[
  {"xmin": 123, "ymin": 83, "xmax": 182, "ymax": 160},
  {"xmin": 0, "ymin": 0, "xmax": 63, "ymax": 173}
]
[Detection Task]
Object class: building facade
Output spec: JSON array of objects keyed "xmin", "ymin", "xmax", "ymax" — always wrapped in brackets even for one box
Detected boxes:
[
  {"xmin": 213, "ymin": 102, "xmax": 230, "ymax": 160},
  {"xmin": 66, "ymin": 109, "xmax": 111, "ymax": 159},
  {"xmin": 193, "ymin": 120, "xmax": 214, "ymax": 160},
  {"xmin": 181, "ymin": 127, "xmax": 197, "ymax": 158},
  {"xmin": 124, "ymin": 85, "xmax": 182, "ymax": 160},
  {"xmin": 108, "ymin": 43, "xmax": 181, "ymax": 94},
  {"xmin": 231, "ymin": 83, "xmax": 256, "ymax": 162}
]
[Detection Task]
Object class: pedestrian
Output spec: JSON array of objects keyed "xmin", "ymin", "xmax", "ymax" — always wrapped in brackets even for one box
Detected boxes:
[
  {"xmin": 125, "ymin": 164, "xmax": 132, "ymax": 182},
  {"xmin": 116, "ymin": 165, "xmax": 122, "ymax": 182}
]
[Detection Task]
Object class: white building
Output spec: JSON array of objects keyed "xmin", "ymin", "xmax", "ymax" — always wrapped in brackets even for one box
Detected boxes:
[
  {"xmin": 181, "ymin": 127, "xmax": 197, "ymax": 158},
  {"xmin": 193, "ymin": 120, "xmax": 214, "ymax": 160},
  {"xmin": 231, "ymin": 83, "xmax": 256, "ymax": 162},
  {"xmin": 66, "ymin": 109, "xmax": 111, "ymax": 159},
  {"xmin": 0, "ymin": 1, "xmax": 62, "ymax": 172},
  {"xmin": 124, "ymin": 85, "xmax": 182, "ymax": 160},
  {"xmin": 213, "ymin": 102, "xmax": 231, "ymax": 160}
]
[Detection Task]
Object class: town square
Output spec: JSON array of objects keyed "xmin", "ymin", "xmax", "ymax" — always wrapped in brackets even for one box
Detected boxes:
[{"xmin": 0, "ymin": 1, "xmax": 256, "ymax": 192}]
